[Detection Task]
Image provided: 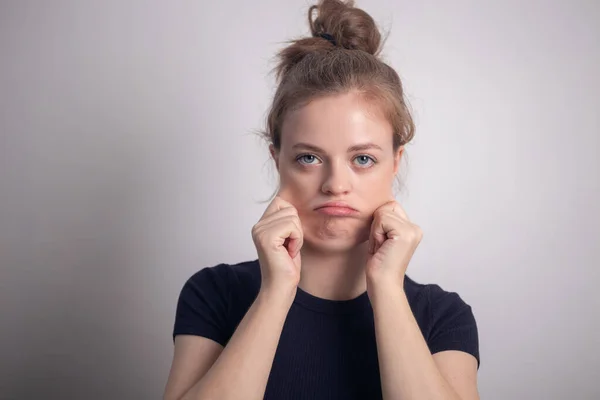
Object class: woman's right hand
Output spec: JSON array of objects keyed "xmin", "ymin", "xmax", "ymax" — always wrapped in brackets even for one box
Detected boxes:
[{"xmin": 251, "ymin": 196, "xmax": 303, "ymax": 296}]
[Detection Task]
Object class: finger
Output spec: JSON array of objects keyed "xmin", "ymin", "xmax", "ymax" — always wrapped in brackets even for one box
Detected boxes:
[
  {"xmin": 372, "ymin": 223, "xmax": 388, "ymax": 254},
  {"xmin": 286, "ymin": 235, "xmax": 303, "ymax": 258},
  {"xmin": 255, "ymin": 213, "xmax": 303, "ymax": 243},
  {"xmin": 370, "ymin": 212, "xmax": 403, "ymax": 254},
  {"xmin": 376, "ymin": 200, "xmax": 396, "ymax": 213},
  {"xmin": 262, "ymin": 214, "xmax": 304, "ymax": 244},
  {"xmin": 370, "ymin": 201, "xmax": 395, "ymax": 253},
  {"xmin": 368, "ymin": 215, "xmax": 375, "ymax": 254},
  {"xmin": 368, "ymin": 218, "xmax": 374, "ymax": 254},
  {"xmin": 258, "ymin": 206, "xmax": 298, "ymax": 226},
  {"xmin": 379, "ymin": 200, "xmax": 410, "ymax": 221},
  {"xmin": 369, "ymin": 215, "xmax": 388, "ymax": 255},
  {"xmin": 392, "ymin": 202, "xmax": 409, "ymax": 221},
  {"xmin": 261, "ymin": 195, "xmax": 296, "ymax": 218},
  {"xmin": 270, "ymin": 219, "xmax": 303, "ymax": 257}
]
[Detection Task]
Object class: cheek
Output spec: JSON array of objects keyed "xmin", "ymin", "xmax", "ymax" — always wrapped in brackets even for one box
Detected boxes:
[
  {"xmin": 277, "ymin": 167, "xmax": 318, "ymax": 202},
  {"xmin": 358, "ymin": 168, "xmax": 395, "ymax": 192},
  {"xmin": 281, "ymin": 162, "xmax": 322, "ymax": 183},
  {"xmin": 356, "ymin": 170, "xmax": 395, "ymax": 210}
]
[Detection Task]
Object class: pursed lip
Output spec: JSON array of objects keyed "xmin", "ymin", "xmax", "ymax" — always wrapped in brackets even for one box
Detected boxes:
[{"xmin": 314, "ymin": 201, "xmax": 358, "ymax": 211}]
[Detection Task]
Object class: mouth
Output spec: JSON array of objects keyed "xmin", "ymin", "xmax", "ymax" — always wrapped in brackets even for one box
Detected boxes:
[{"xmin": 314, "ymin": 202, "xmax": 359, "ymax": 217}]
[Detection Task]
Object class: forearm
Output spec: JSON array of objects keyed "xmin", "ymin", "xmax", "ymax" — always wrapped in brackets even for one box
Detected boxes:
[
  {"xmin": 183, "ymin": 288, "xmax": 295, "ymax": 400},
  {"xmin": 370, "ymin": 282, "xmax": 460, "ymax": 400}
]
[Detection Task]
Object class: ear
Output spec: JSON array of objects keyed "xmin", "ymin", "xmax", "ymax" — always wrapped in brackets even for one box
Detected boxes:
[
  {"xmin": 393, "ymin": 146, "xmax": 404, "ymax": 175},
  {"xmin": 269, "ymin": 144, "xmax": 280, "ymax": 171}
]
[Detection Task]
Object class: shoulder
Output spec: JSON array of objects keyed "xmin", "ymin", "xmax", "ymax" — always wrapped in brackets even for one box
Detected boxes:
[
  {"xmin": 173, "ymin": 259, "xmax": 261, "ymax": 345},
  {"xmin": 183, "ymin": 259, "xmax": 261, "ymax": 303},
  {"xmin": 185, "ymin": 258, "xmax": 261, "ymax": 302},
  {"xmin": 225, "ymin": 258, "xmax": 262, "ymax": 290},
  {"xmin": 404, "ymin": 275, "xmax": 480, "ymax": 368},
  {"xmin": 403, "ymin": 275, "xmax": 475, "ymax": 316},
  {"xmin": 186, "ymin": 259, "xmax": 261, "ymax": 288}
]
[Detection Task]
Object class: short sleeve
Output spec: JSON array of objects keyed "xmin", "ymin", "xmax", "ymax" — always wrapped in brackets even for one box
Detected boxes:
[
  {"xmin": 426, "ymin": 284, "xmax": 480, "ymax": 369},
  {"xmin": 173, "ymin": 264, "xmax": 232, "ymax": 346}
]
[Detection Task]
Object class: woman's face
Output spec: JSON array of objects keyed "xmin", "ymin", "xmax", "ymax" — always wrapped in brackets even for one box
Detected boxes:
[{"xmin": 272, "ymin": 91, "xmax": 403, "ymax": 253}]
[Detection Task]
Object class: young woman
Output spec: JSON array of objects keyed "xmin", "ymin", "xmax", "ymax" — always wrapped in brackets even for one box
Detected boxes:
[{"xmin": 163, "ymin": 1, "xmax": 480, "ymax": 399}]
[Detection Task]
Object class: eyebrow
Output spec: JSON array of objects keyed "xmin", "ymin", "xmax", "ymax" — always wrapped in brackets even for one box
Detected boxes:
[{"xmin": 291, "ymin": 142, "xmax": 383, "ymax": 153}]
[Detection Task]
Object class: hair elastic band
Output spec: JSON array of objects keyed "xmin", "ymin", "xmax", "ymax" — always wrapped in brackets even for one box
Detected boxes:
[{"xmin": 317, "ymin": 32, "xmax": 337, "ymax": 47}]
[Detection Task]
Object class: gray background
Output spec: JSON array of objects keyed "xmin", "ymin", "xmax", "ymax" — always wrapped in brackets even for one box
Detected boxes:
[{"xmin": 1, "ymin": 0, "xmax": 599, "ymax": 399}]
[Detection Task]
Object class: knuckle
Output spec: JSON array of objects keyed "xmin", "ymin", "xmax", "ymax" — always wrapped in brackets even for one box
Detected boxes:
[
  {"xmin": 252, "ymin": 221, "xmax": 264, "ymax": 233},
  {"xmin": 412, "ymin": 225, "xmax": 423, "ymax": 239},
  {"xmin": 283, "ymin": 207, "xmax": 298, "ymax": 218},
  {"xmin": 267, "ymin": 241, "xmax": 279, "ymax": 252},
  {"xmin": 253, "ymin": 228, "xmax": 268, "ymax": 243}
]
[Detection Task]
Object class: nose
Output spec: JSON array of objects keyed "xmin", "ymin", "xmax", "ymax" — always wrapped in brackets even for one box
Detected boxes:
[{"xmin": 321, "ymin": 159, "xmax": 352, "ymax": 195}]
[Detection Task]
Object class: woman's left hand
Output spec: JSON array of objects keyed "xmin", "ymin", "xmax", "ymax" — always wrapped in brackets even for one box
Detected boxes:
[{"xmin": 366, "ymin": 200, "xmax": 423, "ymax": 292}]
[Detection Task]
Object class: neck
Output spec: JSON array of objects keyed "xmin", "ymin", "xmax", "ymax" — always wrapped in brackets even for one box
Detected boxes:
[{"xmin": 298, "ymin": 241, "xmax": 369, "ymax": 301}]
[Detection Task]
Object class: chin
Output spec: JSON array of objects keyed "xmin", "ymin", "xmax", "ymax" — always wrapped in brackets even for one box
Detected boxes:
[{"xmin": 304, "ymin": 230, "xmax": 368, "ymax": 254}]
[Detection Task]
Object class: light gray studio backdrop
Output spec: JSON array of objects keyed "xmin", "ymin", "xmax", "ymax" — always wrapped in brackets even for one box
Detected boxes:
[{"xmin": 1, "ymin": 0, "xmax": 599, "ymax": 399}]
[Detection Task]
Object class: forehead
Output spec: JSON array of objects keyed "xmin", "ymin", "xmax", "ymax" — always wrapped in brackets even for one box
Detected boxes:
[{"xmin": 281, "ymin": 92, "xmax": 393, "ymax": 150}]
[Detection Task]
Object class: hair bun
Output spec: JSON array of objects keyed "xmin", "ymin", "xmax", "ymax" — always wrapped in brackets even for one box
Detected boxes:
[{"xmin": 309, "ymin": 0, "xmax": 382, "ymax": 56}]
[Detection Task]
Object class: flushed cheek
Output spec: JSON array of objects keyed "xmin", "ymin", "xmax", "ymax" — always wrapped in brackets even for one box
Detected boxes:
[
  {"xmin": 354, "ymin": 178, "xmax": 392, "ymax": 197},
  {"xmin": 277, "ymin": 184, "xmax": 316, "ymax": 215},
  {"xmin": 360, "ymin": 171, "xmax": 393, "ymax": 187},
  {"xmin": 357, "ymin": 177, "xmax": 394, "ymax": 200},
  {"xmin": 280, "ymin": 184, "xmax": 311, "ymax": 204},
  {"xmin": 279, "ymin": 172, "xmax": 320, "ymax": 198}
]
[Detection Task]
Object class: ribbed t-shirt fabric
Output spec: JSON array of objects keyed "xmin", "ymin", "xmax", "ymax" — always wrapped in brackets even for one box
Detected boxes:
[{"xmin": 173, "ymin": 259, "xmax": 479, "ymax": 399}]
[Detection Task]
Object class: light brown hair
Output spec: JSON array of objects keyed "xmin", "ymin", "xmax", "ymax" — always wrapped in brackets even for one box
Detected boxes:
[
  {"xmin": 262, "ymin": 0, "xmax": 415, "ymax": 153},
  {"xmin": 256, "ymin": 0, "xmax": 415, "ymax": 202}
]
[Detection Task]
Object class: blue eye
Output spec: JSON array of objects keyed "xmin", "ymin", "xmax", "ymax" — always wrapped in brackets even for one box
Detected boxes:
[
  {"xmin": 354, "ymin": 155, "xmax": 375, "ymax": 167},
  {"xmin": 297, "ymin": 154, "xmax": 321, "ymax": 165}
]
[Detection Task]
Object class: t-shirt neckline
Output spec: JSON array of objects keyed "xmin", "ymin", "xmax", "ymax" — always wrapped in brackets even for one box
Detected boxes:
[{"xmin": 293, "ymin": 285, "xmax": 372, "ymax": 315}]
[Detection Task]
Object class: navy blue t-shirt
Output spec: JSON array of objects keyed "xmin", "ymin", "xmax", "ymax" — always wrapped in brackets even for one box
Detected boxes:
[{"xmin": 173, "ymin": 259, "xmax": 479, "ymax": 399}]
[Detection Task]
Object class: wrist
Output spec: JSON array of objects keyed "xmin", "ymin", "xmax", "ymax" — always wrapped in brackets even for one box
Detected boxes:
[
  {"xmin": 258, "ymin": 284, "xmax": 297, "ymax": 308},
  {"xmin": 367, "ymin": 277, "xmax": 405, "ymax": 304}
]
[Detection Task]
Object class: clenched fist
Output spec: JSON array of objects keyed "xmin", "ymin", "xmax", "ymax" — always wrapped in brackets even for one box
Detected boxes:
[{"xmin": 252, "ymin": 196, "xmax": 304, "ymax": 296}]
